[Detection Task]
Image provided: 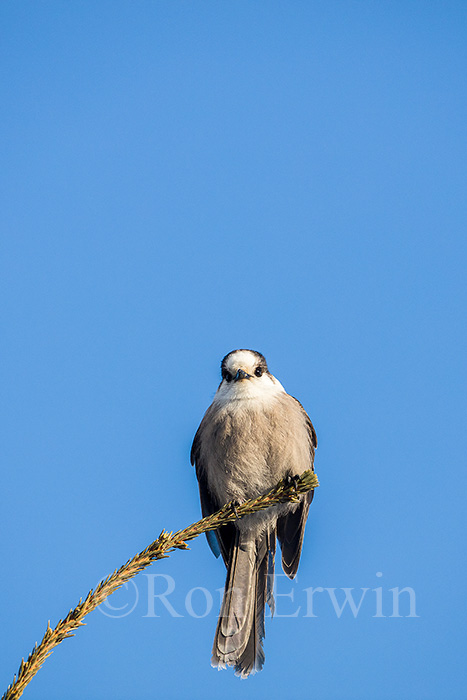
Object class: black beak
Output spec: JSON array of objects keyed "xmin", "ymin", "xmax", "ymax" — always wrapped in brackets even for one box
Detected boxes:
[{"xmin": 234, "ymin": 368, "xmax": 252, "ymax": 382}]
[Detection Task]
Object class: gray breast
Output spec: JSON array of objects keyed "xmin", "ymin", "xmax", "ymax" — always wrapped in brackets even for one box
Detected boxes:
[{"xmin": 197, "ymin": 393, "xmax": 313, "ymax": 509}]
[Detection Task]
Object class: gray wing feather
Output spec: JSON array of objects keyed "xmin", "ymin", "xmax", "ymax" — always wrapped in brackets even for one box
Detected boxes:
[
  {"xmin": 277, "ymin": 491, "xmax": 313, "ymax": 579},
  {"xmin": 191, "ymin": 427, "xmax": 235, "ymax": 563},
  {"xmin": 277, "ymin": 397, "xmax": 317, "ymax": 579}
]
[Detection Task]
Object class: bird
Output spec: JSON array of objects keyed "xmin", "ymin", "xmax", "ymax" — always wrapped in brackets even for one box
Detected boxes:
[{"xmin": 191, "ymin": 349, "xmax": 317, "ymax": 678}]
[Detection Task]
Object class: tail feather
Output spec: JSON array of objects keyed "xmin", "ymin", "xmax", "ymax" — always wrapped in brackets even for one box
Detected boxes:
[
  {"xmin": 216, "ymin": 535, "xmax": 256, "ymax": 658},
  {"xmin": 234, "ymin": 555, "xmax": 266, "ymax": 677},
  {"xmin": 212, "ymin": 529, "xmax": 273, "ymax": 677}
]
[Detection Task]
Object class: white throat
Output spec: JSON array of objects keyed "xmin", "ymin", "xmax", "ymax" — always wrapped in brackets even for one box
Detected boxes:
[{"xmin": 213, "ymin": 373, "xmax": 286, "ymax": 406}]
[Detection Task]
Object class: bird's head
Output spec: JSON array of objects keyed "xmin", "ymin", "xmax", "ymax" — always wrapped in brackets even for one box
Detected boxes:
[{"xmin": 215, "ymin": 349, "xmax": 284, "ymax": 402}]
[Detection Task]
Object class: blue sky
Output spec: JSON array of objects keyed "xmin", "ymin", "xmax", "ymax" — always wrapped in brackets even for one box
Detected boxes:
[{"xmin": 1, "ymin": 2, "xmax": 466, "ymax": 699}]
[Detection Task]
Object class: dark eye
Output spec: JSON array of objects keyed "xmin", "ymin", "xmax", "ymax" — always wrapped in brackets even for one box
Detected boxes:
[
  {"xmin": 255, "ymin": 367, "xmax": 263, "ymax": 377},
  {"xmin": 224, "ymin": 371, "xmax": 232, "ymax": 382}
]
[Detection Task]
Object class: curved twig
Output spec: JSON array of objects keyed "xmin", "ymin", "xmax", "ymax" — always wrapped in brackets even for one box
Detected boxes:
[{"xmin": 2, "ymin": 469, "xmax": 319, "ymax": 700}]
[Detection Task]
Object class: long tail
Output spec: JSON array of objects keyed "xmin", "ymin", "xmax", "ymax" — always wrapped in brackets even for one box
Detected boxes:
[{"xmin": 212, "ymin": 529, "xmax": 275, "ymax": 678}]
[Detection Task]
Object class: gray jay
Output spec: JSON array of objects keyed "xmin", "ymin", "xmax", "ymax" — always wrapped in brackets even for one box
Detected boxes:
[{"xmin": 191, "ymin": 349, "xmax": 317, "ymax": 677}]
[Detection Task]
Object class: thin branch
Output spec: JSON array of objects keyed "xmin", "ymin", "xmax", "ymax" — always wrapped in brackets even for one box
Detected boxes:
[{"xmin": 2, "ymin": 469, "xmax": 319, "ymax": 700}]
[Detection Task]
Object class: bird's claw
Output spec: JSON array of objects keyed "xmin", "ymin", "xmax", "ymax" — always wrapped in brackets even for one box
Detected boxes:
[
  {"xmin": 285, "ymin": 474, "xmax": 300, "ymax": 493},
  {"xmin": 230, "ymin": 500, "xmax": 241, "ymax": 519}
]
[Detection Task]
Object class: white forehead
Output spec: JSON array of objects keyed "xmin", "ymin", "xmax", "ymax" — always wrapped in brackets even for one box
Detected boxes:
[{"xmin": 224, "ymin": 350, "xmax": 260, "ymax": 373}]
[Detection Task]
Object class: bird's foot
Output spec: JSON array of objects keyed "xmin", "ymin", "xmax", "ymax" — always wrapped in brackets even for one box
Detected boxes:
[
  {"xmin": 285, "ymin": 473, "xmax": 300, "ymax": 493},
  {"xmin": 229, "ymin": 499, "xmax": 242, "ymax": 519}
]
